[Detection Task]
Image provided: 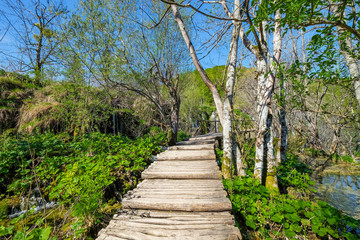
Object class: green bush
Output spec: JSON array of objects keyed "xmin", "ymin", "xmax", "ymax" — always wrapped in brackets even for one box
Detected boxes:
[{"xmin": 277, "ymin": 153, "xmax": 314, "ymax": 195}]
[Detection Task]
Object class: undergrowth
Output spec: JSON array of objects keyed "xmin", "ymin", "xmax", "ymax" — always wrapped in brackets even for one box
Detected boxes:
[
  {"xmin": 0, "ymin": 131, "xmax": 166, "ymax": 239},
  {"xmin": 223, "ymin": 153, "xmax": 360, "ymax": 240}
]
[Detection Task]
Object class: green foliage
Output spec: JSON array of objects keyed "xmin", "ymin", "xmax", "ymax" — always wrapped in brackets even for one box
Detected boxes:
[
  {"xmin": 277, "ymin": 154, "xmax": 315, "ymax": 194},
  {"xmin": 0, "ymin": 131, "xmax": 166, "ymax": 238},
  {"xmin": 0, "ymin": 213, "xmax": 54, "ymax": 240},
  {"xmin": 341, "ymin": 155, "xmax": 356, "ymax": 163},
  {"xmin": 17, "ymin": 82, "xmax": 116, "ymax": 134},
  {"xmin": 177, "ymin": 131, "xmax": 190, "ymax": 142},
  {"xmin": 224, "ymin": 176, "xmax": 360, "ymax": 239}
]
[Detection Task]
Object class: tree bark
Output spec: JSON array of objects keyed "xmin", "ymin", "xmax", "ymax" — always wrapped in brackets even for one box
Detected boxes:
[
  {"xmin": 222, "ymin": 0, "xmax": 241, "ymax": 179},
  {"xmin": 272, "ymin": 8, "xmax": 286, "ymax": 189},
  {"xmin": 254, "ymin": 55, "xmax": 270, "ymax": 183},
  {"xmin": 168, "ymin": 96, "xmax": 181, "ymax": 146}
]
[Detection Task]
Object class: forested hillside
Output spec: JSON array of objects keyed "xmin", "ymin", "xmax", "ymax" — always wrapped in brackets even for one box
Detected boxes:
[{"xmin": 0, "ymin": 0, "xmax": 360, "ymax": 239}]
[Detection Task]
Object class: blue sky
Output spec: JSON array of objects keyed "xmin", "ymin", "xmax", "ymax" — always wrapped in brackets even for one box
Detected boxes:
[{"xmin": 0, "ymin": 0, "xmax": 253, "ymax": 75}]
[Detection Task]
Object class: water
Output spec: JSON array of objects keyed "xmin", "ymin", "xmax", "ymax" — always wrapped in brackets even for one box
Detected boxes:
[
  {"xmin": 7, "ymin": 188, "xmax": 58, "ymax": 219},
  {"xmin": 316, "ymin": 174, "xmax": 360, "ymax": 220},
  {"xmin": 9, "ymin": 200, "xmax": 58, "ymax": 218}
]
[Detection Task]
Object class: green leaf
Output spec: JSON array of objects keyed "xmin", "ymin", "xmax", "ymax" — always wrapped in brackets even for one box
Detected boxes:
[
  {"xmin": 246, "ymin": 219, "xmax": 257, "ymax": 229},
  {"xmin": 40, "ymin": 227, "xmax": 51, "ymax": 240},
  {"xmin": 287, "ymin": 213, "xmax": 301, "ymax": 223},
  {"xmin": 283, "ymin": 204, "xmax": 296, "ymax": 213},
  {"xmin": 317, "ymin": 227, "xmax": 327, "ymax": 237},
  {"xmin": 327, "ymin": 218, "xmax": 336, "ymax": 225},
  {"xmin": 284, "ymin": 229, "xmax": 296, "ymax": 238},
  {"xmin": 271, "ymin": 213, "xmax": 284, "ymax": 223},
  {"xmin": 301, "ymin": 219, "xmax": 310, "ymax": 226}
]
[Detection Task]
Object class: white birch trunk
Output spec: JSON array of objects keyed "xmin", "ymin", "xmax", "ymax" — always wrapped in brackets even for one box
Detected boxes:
[
  {"xmin": 263, "ymin": 8, "xmax": 283, "ymax": 190},
  {"xmin": 255, "ymin": 22, "xmax": 278, "ymax": 189},
  {"xmin": 222, "ymin": 0, "xmax": 241, "ymax": 179},
  {"xmin": 254, "ymin": 56, "xmax": 269, "ymax": 183}
]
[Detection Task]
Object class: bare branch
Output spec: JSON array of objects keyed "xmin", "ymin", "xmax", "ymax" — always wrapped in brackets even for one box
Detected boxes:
[{"xmin": 160, "ymin": 0, "xmax": 246, "ymax": 22}]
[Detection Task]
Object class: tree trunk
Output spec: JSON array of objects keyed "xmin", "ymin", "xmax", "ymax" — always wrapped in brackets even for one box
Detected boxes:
[
  {"xmin": 274, "ymin": 8, "xmax": 288, "ymax": 166},
  {"xmin": 255, "ymin": 46, "xmax": 277, "ymax": 189},
  {"xmin": 168, "ymin": 98, "xmax": 180, "ymax": 146},
  {"xmin": 34, "ymin": 26, "xmax": 44, "ymax": 84},
  {"xmin": 254, "ymin": 56, "xmax": 269, "ymax": 183},
  {"xmin": 222, "ymin": 0, "xmax": 241, "ymax": 179},
  {"xmin": 264, "ymin": 8, "xmax": 283, "ymax": 190}
]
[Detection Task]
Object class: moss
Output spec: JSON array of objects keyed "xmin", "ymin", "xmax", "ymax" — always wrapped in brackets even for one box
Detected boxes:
[
  {"xmin": 321, "ymin": 163, "xmax": 360, "ymax": 176},
  {"xmin": 222, "ymin": 155, "xmax": 232, "ymax": 179},
  {"xmin": 265, "ymin": 174, "xmax": 279, "ymax": 192},
  {"xmin": 0, "ymin": 198, "xmax": 9, "ymax": 218}
]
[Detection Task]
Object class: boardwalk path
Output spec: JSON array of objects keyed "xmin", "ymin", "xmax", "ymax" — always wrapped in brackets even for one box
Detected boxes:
[{"xmin": 97, "ymin": 134, "xmax": 241, "ymax": 240}]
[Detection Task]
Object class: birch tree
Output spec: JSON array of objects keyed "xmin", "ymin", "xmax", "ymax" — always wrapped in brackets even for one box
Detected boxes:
[
  {"xmin": 162, "ymin": 0, "xmax": 245, "ymax": 178},
  {"xmin": 226, "ymin": 0, "xmax": 280, "ymax": 188}
]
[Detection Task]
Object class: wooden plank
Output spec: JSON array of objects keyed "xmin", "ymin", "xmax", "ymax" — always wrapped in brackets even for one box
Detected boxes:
[
  {"xmin": 128, "ymin": 190, "xmax": 227, "ymax": 197},
  {"xmin": 144, "ymin": 167, "xmax": 220, "ymax": 172},
  {"xmin": 176, "ymin": 140, "xmax": 215, "ymax": 145},
  {"xmin": 147, "ymin": 160, "xmax": 219, "ymax": 167},
  {"xmin": 101, "ymin": 228, "xmax": 234, "ymax": 240},
  {"xmin": 113, "ymin": 216, "xmax": 234, "ymax": 225},
  {"xmin": 137, "ymin": 179, "xmax": 224, "ymax": 186},
  {"xmin": 117, "ymin": 210, "xmax": 234, "ymax": 218},
  {"xmin": 142, "ymin": 171, "xmax": 221, "ymax": 179},
  {"xmin": 136, "ymin": 185, "xmax": 225, "ymax": 190},
  {"xmin": 113, "ymin": 215, "xmax": 234, "ymax": 223},
  {"xmin": 144, "ymin": 166, "xmax": 220, "ymax": 172},
  {"xmin": 168, "ymin": 144, "xmax": 214, "ymax": 150},
  {"xmin": 122, "ymin": 198, "xmax": 232, "ymax": 212},
  {"xmin": 188, "ymin": 134, "xmax": 222, "ymax": 141},
  {"xmin": 144, "ymin": 161, "xmax": 220, "ymax": 171},
  {"xmin": 103, "ymin": 225, "xmax": 238, "ymax": 237},
  {"xmin": 128, "ymin": 194, "xmax": 226, "ymax": 200},
  {"xmin": 157, "ymin": 150, "xmax": 216, "ymax": 161},
  {"xmin": 107, "ymin": 220, "xmax": 236, "ymax": 231},
  {"xmin": 97, "ymin": 234, "xmax": 127, "ymax": 240}
]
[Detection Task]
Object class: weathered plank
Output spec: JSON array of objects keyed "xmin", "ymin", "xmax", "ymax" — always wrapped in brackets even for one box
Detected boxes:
[
  {"xmin": 176, "ymin": 139, "xmax": 215, "ymax": 145},
  {"xmin": 188, "ymin": 133, "xmax": 222, "ymax": 141},
  {"xmin": 157, "ymin": 150, "xmax": 216, "ymax": 160},
  {"xmin": 122, "ymin": 197, "xmax": 232, "ymax": 212},
  {"xmin": 127, "ymin": 192, "xmax": 227, "ymax": 199},
  {"xmin": 168, "ymin": 144, "xmax": 214, "ymax": 150},
  {"xmin": 142, "ymin": 171, "xmax": 221, "ymax": 179},
  {"xmin": 98, "ymin": 210, "xmax": 240, "ymax": 240}
]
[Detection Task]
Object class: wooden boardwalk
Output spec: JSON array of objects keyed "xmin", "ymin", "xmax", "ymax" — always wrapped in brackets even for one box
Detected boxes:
[{"xmin": 97, "ymin": 134, "xmax": 241, "ymax": 240}]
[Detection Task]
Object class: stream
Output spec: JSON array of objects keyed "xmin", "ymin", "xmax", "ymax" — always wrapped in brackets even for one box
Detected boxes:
[{"xmin": 315, "ymin": 174, "xmax": 360, "ymax": 220}]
